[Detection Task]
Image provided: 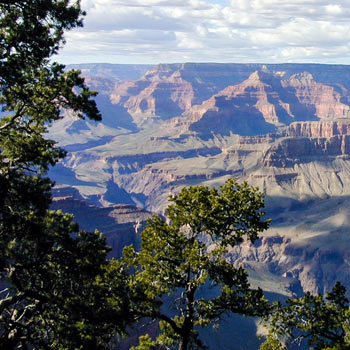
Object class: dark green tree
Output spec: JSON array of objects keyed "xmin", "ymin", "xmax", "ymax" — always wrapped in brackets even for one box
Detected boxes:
[
  {"xmin": 0, "ymin": 1, "xmax": 130, "ymax": 348},
  {"xmin": 122, "ymin": 178, "xmax": 271, "ymax": 350},
  {"xmin": 260, "ymin": 282, "xmax": 350, "ymax": 350}
]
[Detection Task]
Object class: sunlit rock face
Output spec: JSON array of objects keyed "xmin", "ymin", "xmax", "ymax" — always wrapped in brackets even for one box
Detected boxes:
[
  {"xmin": 283, "ymin": 72, "xmax": 350, "ymax": 120},
  {"xmin": 285, "ymin": 120, "xmax": 350, "ymax": 138},
  {"xmin": 179, "ymin": 70, "xmax": 350, "ymax": 136},
  {"xmin": 50, "ymin": 63, "xmax": 350, "ymax": 296}
]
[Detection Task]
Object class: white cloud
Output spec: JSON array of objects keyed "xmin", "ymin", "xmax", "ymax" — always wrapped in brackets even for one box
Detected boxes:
[
  {"xmin": 325, "ymin": 4, "xmax": 342, "ymax": 15},
  {"xmin": 56, "ymin": 0, "xmax": 350, "ymax": 64}
]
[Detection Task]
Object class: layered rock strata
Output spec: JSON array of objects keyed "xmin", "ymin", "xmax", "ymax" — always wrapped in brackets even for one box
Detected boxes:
[{"xmin": 51, "ymin": 193, "xmax": 152, "ymax": 258}]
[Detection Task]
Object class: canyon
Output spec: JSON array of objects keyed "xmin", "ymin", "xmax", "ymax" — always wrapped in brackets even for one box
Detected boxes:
[{"xmin": 49, "ymin": 63, "xmax": 350, "ymax": 348}]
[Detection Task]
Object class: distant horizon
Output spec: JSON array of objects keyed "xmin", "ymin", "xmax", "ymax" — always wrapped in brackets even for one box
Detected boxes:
[{"xmin": 63, "ymin": 61, "xmax": 350, "ymax": 66}]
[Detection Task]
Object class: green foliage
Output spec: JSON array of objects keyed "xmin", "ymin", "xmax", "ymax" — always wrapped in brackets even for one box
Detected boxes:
[
  {"xmin": 0, "ymin": 1, "xmax": 129, "ymax": 349},
  {"xmin": 0, "ymin": 0, "xmax": 86, "ymax": 86},
  {"xmin": 260, "ymin": 282, "xmax": 350, "ymax": 350},
  {"xmin": 130, "ymin": 335, "xmax": 158, "ymax": 350},
  {"xmin": 123, "ymin": 179, "xmax": 270, "ymax": 350},
  {"xmin": 259, "ymin": 334, "xmax": 285, "ymax": 350},
  {"xmin": 0, "ymin": 211, "xmax": 113, "ymax": 349}
]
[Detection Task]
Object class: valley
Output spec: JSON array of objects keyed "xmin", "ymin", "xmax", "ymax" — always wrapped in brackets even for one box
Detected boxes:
[{"xmin": 49, "ymin": 62, "xmax": 350, "ymax": 299}]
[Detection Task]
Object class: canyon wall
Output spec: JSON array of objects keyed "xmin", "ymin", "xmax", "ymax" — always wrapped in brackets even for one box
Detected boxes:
[{"xmin": 50, "ymin": 63, "xmax": 350, "ymax": 297}]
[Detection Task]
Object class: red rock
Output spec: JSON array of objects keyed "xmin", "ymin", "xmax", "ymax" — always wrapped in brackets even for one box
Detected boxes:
[{"xmin": 285, "ymin": 120, "xmax": 350, "ymax": 138}]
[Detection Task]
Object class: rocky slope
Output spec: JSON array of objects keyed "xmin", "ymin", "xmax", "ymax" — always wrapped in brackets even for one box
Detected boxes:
[
  {"xmin": 170, "ymin": 70, "xmax": 350, "ymax": 137},
  {"xmin": 51, "ymin": 63, "xmax": 350, "ymax": 143},
  {"xmin": 49, "ymin": 63, "xmax": 350, "ymax": 298},
  {"xmin": 51, "ymin": 187, "xmax": 152, "ymax": 258},
  {"xmin": 230, "ymin": 132, "xmax": 350, "ymax": 295},
  {"xmin": 74, "ymin": 63, "xmax": 350, "ymax": 129}
]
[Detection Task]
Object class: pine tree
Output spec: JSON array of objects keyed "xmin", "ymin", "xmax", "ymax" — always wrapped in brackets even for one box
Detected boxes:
[
  {"xmin": 123, "ymin": 179, "xmax": 270, "ymax": 350},
  {"xmin": 0, "ymin": 1, "xmax": 129, "ymax": 348}
]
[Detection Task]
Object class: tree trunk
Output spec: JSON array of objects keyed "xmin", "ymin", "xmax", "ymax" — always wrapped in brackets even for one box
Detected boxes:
[{"xmin": 178, "ymin": 336, "xmax": 189, "ymax": 350}]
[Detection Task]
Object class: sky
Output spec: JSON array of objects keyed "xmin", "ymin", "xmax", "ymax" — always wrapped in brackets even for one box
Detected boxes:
[{"xmin": 56, "ymin": 0, "xmax": 350, "ymax": 65}]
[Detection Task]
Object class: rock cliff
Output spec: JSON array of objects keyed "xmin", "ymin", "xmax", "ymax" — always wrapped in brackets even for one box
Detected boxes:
[
  {"xmin": 51, "ymin": 188, "xmax": 152, "ymax": 258},
  {"xmin": 49, "ymin": 63, "xmax": 350, "ymax": 297},
  {"xmin": 285, "ymin": 119, "xmax": 350, "ymax": 138},
  {"xmin": 170, "ymin": 70, "xmax": 350, "ymax": 137},
  {"xmin": 284, "ymin": 72, "xmax": 350, "ymax": 119}
]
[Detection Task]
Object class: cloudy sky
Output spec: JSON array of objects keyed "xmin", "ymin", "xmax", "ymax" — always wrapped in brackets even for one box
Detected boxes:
[{"xmin": 57, "ymin": 0, "xmax": 350, "ymax": 65}]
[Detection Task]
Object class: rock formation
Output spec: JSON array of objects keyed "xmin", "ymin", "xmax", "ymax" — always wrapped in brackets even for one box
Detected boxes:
[
  {"xmin": 49, "ymin": 63, "xmax": 350, "ymax": 297},
  {"xmin": 51, "ymin": 187, "xmax": 152, "ymax": 258}
]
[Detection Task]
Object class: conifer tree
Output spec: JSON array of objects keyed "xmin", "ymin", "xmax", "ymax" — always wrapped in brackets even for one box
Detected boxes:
[
  {"xmin": 0, "ymin": 1, "xmax": 129, "ymax": 348},
  {"xmin": 123, "ymin": 179, "xmax": 270, "ymax": 350},
  {"xmin": 260, "ymin": 282, "xmax": 350, "ymax": 350}
]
